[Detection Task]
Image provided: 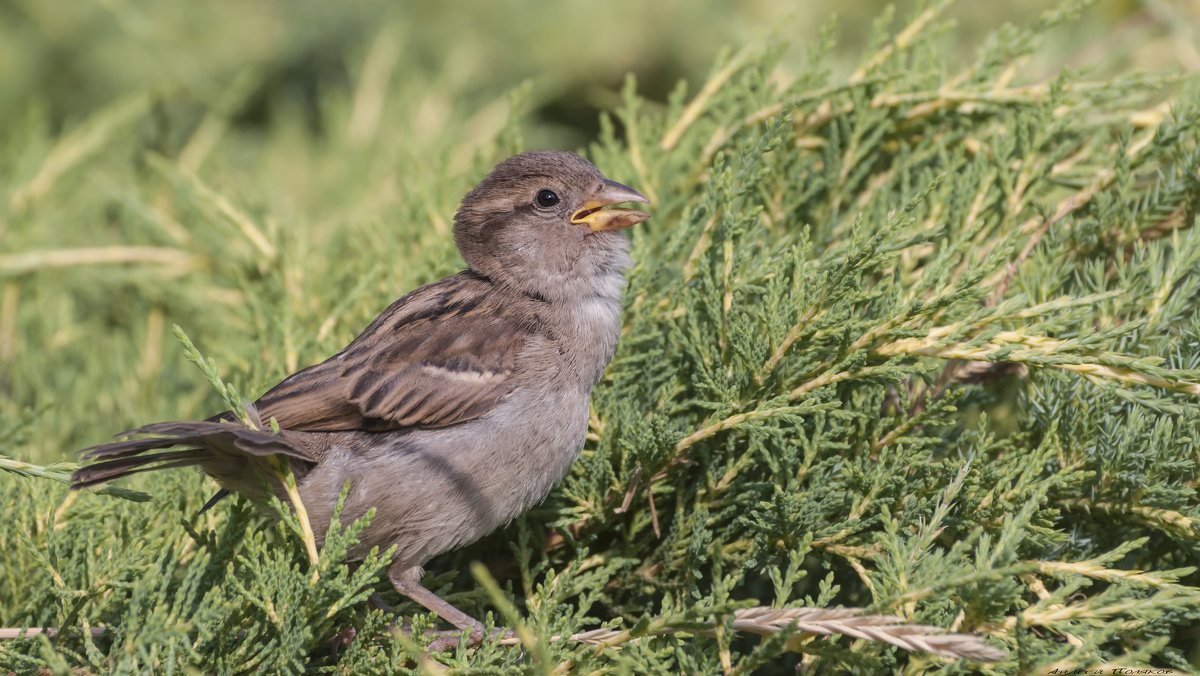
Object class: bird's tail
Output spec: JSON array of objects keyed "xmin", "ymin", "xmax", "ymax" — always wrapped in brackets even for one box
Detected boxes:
[{"xmin": 70, "ymin": 419, "xmax": 307, "ymax": 489}]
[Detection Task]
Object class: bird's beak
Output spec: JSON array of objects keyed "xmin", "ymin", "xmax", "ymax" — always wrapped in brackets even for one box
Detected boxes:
[{"xmin": 571, "ymin": 179, "xmax": 651, "ymax": 232}]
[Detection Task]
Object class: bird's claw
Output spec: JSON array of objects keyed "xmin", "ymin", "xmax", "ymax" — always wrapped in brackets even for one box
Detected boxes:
[
  {"xmin": 329, "ymin": 626, "xmax": 357, "ymax": 657},
  {"xmin": 419, "ymin": 627, "xmax": 514, "ymax": 653}
]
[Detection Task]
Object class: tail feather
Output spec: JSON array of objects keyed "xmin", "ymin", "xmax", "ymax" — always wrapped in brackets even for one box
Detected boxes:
[
  {"xmin": 198, "ymin": 489, "xmax": 232, "ymax": 514},
  {"xmin": 70, "ymin": 419, "xmax": 311, "ymax": 490},
  {"xmin": 71, "ymin": 450, "xmax": 210, "ymax": 488},
  {"xmin": 79, "ymin": 435, "xmax": 190, "ymax": 461}
]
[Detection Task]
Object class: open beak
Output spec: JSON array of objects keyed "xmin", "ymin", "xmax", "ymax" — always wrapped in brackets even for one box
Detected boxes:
[{"xmin": 570, "ymin": 179, "xmax": 651, "ymax": 232}]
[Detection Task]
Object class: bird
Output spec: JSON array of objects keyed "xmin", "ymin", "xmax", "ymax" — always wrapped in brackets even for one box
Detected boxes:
[{"xmin": 70, "ymin": 150, "xmax": 650, "ymax": 646}]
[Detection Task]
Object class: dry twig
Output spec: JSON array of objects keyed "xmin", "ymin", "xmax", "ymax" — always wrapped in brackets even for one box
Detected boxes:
[{"xmin": 496, "ymin": 605, "xmax": 1006, "ymax": 662}]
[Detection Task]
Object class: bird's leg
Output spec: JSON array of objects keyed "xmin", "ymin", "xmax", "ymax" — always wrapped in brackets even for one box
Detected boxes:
[
  {"xmin": 329, "ymin": 626, "xmax": 356, "ymax": 657},
  {"xmin": 387, "ymin": 561, "xmax": 512, "ymax": 649},
  {"xmin": 389, "ymin": 562, "xmax": 486, "ymax": 637}
]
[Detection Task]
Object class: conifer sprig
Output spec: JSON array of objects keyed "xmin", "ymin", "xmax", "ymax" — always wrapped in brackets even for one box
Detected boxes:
[{"xmin": 2, "ymin": 3, "xmax": 1199, "ymax": 673}]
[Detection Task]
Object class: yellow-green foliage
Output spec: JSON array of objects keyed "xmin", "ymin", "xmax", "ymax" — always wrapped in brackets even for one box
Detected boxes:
[{"xmin": 3, "ymin": 1, "xmax": 1200, "ymax": 673}]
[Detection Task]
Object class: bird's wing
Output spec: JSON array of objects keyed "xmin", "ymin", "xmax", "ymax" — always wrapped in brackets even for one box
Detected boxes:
[{"xmin": 253, "ymin": 272, "xmax": 538, "ymax": 432}]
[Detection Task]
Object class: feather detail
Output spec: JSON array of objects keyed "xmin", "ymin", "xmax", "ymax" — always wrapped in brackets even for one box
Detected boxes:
[{"xmin": 253, "ymin": 270, "xmax": 543, "ymax": 432}]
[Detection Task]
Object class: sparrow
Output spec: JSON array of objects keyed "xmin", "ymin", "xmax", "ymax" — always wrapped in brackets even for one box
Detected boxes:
[{"xmin": 70, "ymin": 150, "xmax": 650, "ymax": 645}]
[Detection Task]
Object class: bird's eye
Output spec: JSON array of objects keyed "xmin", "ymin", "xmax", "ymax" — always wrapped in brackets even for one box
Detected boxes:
[{"xmin": 535, "ymin": 189, "xmax": 560, "ymax": 208}]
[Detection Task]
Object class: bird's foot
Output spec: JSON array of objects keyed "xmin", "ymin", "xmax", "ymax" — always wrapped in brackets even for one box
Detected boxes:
[
  {"xmin": 387, "ymin": 563, "xmax": 517, "ymax": 652},
  {"xmin": 331, "ymin": 621, "xmax": 512, "ymax": 657},
  {"xmin": 423, "ymin": 627, "xmax": 514, "ymax": 653},
  {"xmin": 329, "ymin": 626, "xmax": 357, "ymax": 657}
]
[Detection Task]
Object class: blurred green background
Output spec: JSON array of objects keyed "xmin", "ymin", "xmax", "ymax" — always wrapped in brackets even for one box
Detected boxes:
[
  {"xmin": 1, "ymin": 0, "xmax": 1197, "ymax": 464},
  {"xmin": 3, "ymin": 0, "xmax": 1196, "ymax": 149}
]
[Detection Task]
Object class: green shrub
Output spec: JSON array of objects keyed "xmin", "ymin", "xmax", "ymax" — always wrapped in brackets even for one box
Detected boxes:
[{"xmin": 2, "ymin": 2, "xmax": 1199, "ymax": 673}]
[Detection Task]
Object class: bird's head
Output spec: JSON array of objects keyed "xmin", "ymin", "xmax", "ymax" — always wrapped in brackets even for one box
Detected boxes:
[{"xmin": 453, "ymin": 151, "xmax": 650, "ymax": 302}]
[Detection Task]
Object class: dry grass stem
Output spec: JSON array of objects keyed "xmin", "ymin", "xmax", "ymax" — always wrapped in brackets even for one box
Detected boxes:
[{"xmin": 494, "ymin": 606, "xmax": 1005, "ymax": 663}]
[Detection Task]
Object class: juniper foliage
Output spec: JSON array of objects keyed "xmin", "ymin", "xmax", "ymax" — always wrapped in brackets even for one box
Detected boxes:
[{"xmin": 2, "ymin": 3, "xmax": 1200, "ymax": 673}]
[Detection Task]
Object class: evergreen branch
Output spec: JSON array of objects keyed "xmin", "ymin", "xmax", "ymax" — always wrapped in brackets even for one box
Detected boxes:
[
  {"xmin": 173, "ymin": 324, "xmax": 251, "ymax": 424},
  {"xmin": 891, "ymin": 563, "xmax": 1041, "ymax": 607},
  {"xmin": 9, "ymin": 92, "xmax": 153, "ymax": 214},
  {"xmin": 869, "ymin": 405, "xmax": 932, "ymax": 453},
  {"xmin": 175, "ymin": 327, "xmax": 322, "ymax": 573},
  {"xmin": 789, "ymin": 365, "xmax": 896, "ymax": 399},
  {"xmin": 179, "ymin": 70, "xmax": 263, "ymax": 172},
  {"xmin": 0, "ymin": 246, "xmax": 199, "ymax": 275},
  {"xmin": 881, "ymin": 83, "xmax": 1171, "ymax": 117},
  {"xmin": 758, "ymin": 305, "xmax": 825, "ymax": 382},
  {"xmin": 674, "ymin": 405, "xmax": 814, "ymax": 456},
  {"xmin": 844, "ymin": 555, "xmax": 880, "ymax": 599},
  {"xmin": 1090, "ymin": 205, "xmax": 1191, "ymax": 254},
  {"xmin": 694, "ymin": 80, "xmax": 890, "ymax": 177},
  {"xmin": 874, "ymin": 330, "xmax": 1200, "ymax": 394},
  {"xmin": 1032, "ymin": 560, "xmax": 1194, "ymax": 591},
  {"xmin": 271, "ymin": 454, "xmax": 321, "ymax": 576},
  {"xmin": 682, "ymin": 213, "xmax": 719, "ymax": 282},
  {"xmin": 471, "ymin": 563, "xmax": 549, "ymax": 665},
  {"xmin": 0, "ymin": 456, "xmax": 150, "ymax": 502},
  {"xmin": 610, "ymin": 78, "xmax": 661, "ymax": 212},
  {"xmin": 1017, "ymin": 573, "xmax": 1086, "ymax": 648},
  {"xmin": 1058, "ymin": 498, "xmax": 1197, "ymax": 537},
  {"xmin": 987, "ymin": 588, "xmax": 1200, "ymax": 635},
  {"xmin": 798, "ymin": 77, "xmax": 1177, "ymax": 142},
  {"xmin": 851, "ymin": 0, "xmax": 955, "ymax": 83},
  {"xmin": 0, "ymin": 627, "xmax": 107, "ymax": 639},
  {"xmin": 660, "ymin": 44, "xmax": 755, "ymax": 151},
  {"xmin": 988, "ymin": 124, "xmax": 1159, "ymax": 302},
  {"xmin": 256, "ymin": 408, "xmax": 321, "ymax": 575},
  {"xmin": 146, "ymin": 153, "xmax": 277, "ymax": 261}
]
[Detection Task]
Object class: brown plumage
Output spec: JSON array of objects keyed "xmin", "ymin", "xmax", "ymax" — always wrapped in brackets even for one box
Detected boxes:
[
  {"xmin": 71, "ymin": 150, "xmax": 649, "ymax": 646},
  {"xmin": 256, "ymin": 271, "xmax": 534, "ymax": 432}
]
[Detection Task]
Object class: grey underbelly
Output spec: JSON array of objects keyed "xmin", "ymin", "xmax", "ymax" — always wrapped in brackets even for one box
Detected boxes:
[{"xmin": 295, "ymin": 392, "xmax": 589, "ymax": 564}]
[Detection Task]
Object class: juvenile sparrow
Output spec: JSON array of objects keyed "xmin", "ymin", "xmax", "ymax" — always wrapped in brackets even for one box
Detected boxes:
[{"xmin": 71, "ymin": 150, "xmax": 650, "ymax": 644}]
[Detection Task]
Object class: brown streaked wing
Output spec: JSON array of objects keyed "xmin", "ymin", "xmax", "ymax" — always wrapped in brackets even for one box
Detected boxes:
[{"xmin": 253, "ymin": 272, "xmax": 536, "ymax": 432}]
